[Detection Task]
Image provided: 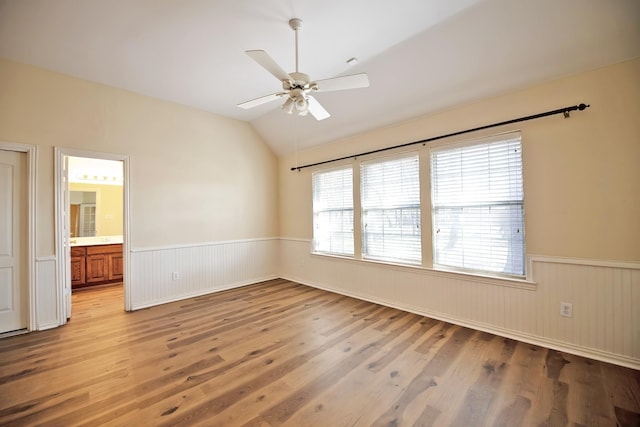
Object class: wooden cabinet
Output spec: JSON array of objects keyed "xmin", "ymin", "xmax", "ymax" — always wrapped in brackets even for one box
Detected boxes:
[
  {"xmin": 71, "ymin": 244, "xmax": 123, "ymax": 290},
  {"xmin": 70, "ymin": 247, "xmax": 86, "ymax": 286},
  {"xmin": 86, "ymin": 254, "xmax": 108, "ymax": 283},
  {"xmin": 109, "ymin": 252, "xmax": 123, "ymax": 280}
]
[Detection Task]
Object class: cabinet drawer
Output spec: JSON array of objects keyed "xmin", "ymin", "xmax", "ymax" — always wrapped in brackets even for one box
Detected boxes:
[
  {"xmin": 86, "ymin": 244, "xmax": 122, "ymax": 255},
  {"xmin": 71, "ymin": 247, "xmax": 86, "ymax": 257}
]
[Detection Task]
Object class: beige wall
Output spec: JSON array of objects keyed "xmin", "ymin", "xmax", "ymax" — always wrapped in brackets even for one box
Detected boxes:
[
  {"xmin": 279, "ymin": 58, "xmax": 640, "ymax": 263},
  {"xmin": 0, "ymin": 59, "xmax": 279, "ymax": 255},
  {"xmin": 69, "ymin": 182, "xmax": 123, "ymax": 237}
]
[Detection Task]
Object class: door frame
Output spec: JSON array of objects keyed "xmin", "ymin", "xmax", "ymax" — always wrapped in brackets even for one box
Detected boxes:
[
  {"xmin": 54, "ymin": 147, "xmax": 131, "ymax": 321},
  {"xmin": 0, "ymin": 141, "xmax": 37, "ymax": 331}
]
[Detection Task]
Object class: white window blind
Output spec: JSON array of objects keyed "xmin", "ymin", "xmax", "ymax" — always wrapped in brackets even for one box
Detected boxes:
[
  {"xmin": 430, "ymin": 134, "xmax": 525, "ymax": 276},
  {"xmin": 312, "ymin": 167, "xmax": 354, "ymax": 256},
  {"xmin": 361, "ymin": 153, "xmax": 421, "ymax": 264}
]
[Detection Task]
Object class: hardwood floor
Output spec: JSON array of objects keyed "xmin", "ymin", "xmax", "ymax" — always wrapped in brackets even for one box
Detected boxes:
[{"xmin": 1, "ymin": 279, "xmax": 639, "ymax": 426}]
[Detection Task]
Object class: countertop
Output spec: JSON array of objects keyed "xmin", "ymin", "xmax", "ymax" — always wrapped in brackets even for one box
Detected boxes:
[{"xmin": 69, "ymin": 235, "xmax": 123, "ymax": 247}]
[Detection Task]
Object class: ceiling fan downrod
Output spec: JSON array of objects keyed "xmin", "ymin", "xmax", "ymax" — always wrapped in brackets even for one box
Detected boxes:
[
  {"xmin": 289, "ymin": 18, "xmax": 303, "ymax": 74},
  {"xmin": 286, "ymin": 18, "xmax": 308, "ymax": 114}
]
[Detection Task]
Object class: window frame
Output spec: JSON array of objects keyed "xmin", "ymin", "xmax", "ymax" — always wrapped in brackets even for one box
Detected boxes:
[
  {"xmin": 360, "ymin": 152, "xmax": 422, "ymax": 265},
  {"xmin": 429, "ymin": 132, "xmax": 526, "ymax": 278},
  {"xmin": 308, "ymin": 132, "xmax": 530, "ymax": 284},
  {"xmin": 311, "ymin": 165, "xmax": 355, "ymax": 257}
]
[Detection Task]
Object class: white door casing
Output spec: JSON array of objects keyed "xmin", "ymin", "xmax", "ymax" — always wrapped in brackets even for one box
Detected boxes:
[
  {"xmin": 55, "ymin": 147, "xmax": 131, "ymax": 320},
  {"xmin": 0, "ymin": 150, "xmax": 28, "ymax": 333},
  {"xmin": 62, "ymin": 155, "xmax": 72, "ymax": 319}
]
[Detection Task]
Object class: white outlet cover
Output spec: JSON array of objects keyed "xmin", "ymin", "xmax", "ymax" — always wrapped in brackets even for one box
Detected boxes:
[{"xmin": 560, "ymin": 302, "xmax": 573, "ymax": 317}]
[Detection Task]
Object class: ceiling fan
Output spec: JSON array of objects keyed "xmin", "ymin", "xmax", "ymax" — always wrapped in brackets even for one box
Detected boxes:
[{"xmin": 237, "ymin": 18, "xmax": 369, "ymax": 120}]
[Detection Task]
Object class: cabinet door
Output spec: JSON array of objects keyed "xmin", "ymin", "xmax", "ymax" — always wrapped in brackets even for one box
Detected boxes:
[
  {"xmin": 109, "ymin": 253, "xmax": 123, "ymax": 280},
  {"xmin": 86, "ymin": 254, "xmax": 108, "ymax": 283},
  {"xmin": 70, "ymin": 257, "xmax": 85, "ymax": 286}
]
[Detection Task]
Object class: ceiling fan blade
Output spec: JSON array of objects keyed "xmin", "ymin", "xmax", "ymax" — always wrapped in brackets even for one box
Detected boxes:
[
  {"xmin": 307, "ymin": 95, "xmax": 330, "ymax": 121},
  {"xmin": 237, "ymin": 92, "xmax": 286, "ymax": 109},
  {"xmin": 246, "ymin": 50, "xmax": 292, "ymax": 82},
  {"xmin": 313, "ymin": 73, "xmax": 369, "ymax": 92}
]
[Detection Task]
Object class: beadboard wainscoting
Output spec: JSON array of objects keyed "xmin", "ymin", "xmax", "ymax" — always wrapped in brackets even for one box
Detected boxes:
[
  {"xmin": 129, "ymin": 238, "xmax": 279, "ymax": 310},
  {"xmin": 35, "ymin": 256, "xmax": 59, "ymax": 330},
  {"xmin": 278, "ymin": 238, "xmax": 640, "ymax": 369}
]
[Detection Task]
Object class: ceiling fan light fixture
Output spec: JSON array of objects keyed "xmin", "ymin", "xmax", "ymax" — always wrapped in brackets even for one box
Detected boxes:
[
  {"xmin": 282, "ymin": 97, "xmax": 295, "ymax": 114},
  {"xmin": 295, "ymin": 95, "xmax": 308, "ymax": 112}
]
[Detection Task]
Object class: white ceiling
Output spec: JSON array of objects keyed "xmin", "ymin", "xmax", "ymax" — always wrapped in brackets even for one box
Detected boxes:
[{"xmin": 1, "ymin": 0, "xmax": 639, "ymax": 156}]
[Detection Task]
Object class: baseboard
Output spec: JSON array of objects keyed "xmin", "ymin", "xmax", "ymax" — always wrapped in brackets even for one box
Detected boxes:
[
  {"xmin": 280, "ymin": 274, "xmax": 640, "ymax": 370},
  {"xmin": 0, "ymin": 329, "xmax": 28, "ymax": 339},
  {"xmin": 130, "ymin": 275, "xmax": 279, "ymax": 311}
]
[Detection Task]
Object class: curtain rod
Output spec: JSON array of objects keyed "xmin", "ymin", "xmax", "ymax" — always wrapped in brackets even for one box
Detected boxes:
[{"xmin": 291, "ymin": 102, "xmax": 590, "ymax": 171}]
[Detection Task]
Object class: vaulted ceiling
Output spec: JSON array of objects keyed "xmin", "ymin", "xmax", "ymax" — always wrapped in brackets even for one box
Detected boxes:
[{"xmin": 1, "ymin": 0, "xmax": 639, "ymax": 155}]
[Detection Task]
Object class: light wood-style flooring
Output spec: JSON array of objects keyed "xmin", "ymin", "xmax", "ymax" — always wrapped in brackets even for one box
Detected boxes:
[{"xmin": 1, "ymin": 279, "xmax": 639, "ymax": 426}]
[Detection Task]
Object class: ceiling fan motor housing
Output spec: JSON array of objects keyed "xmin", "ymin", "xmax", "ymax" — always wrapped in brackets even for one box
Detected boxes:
[{"xmin": 287, "ymin": 72, "xmax": 310, "ymax": 90}]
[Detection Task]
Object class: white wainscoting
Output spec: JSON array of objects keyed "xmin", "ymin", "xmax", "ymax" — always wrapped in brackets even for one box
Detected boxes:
[
  {"xmin": 35, "ymin": 256, "xmax": 59, "ymax": 330},
  {"xmin": 279, "ymin": 238, "xmax": 640, "ymax": 369},
  {"xmin": 129, "ymin": 238, "xmax": 279, "ymax": 310}
]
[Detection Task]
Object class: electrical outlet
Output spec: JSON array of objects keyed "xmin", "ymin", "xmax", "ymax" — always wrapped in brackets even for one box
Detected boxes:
[
  {"xmin": 560, "ymin": 302, "xmax": 572, "ymax": 318},
  {"xmin": 172, "ymin": 272, "xmax": 180, "ymax": 281}
]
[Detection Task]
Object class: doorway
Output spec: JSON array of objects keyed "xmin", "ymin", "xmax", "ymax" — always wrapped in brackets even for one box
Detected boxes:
[{"xmin": 54, "ymin": 148, "xmax": 131, "ymax": 322}]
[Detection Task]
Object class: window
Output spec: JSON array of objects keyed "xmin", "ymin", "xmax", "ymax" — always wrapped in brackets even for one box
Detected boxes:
[
  {"xmin": 79, "ymin": 203, "xmax": 96, "ymax": 237},
  {"xmin": 361, "ymin": 153, "xmax": 421, "ymax": 264},
  {"xmin": 430, "ymin": 134, "xmax": 525, "ymax": 276},
  {"xmin": 312, "ymin": 166, "xmax": 354, "ymax": 256}
]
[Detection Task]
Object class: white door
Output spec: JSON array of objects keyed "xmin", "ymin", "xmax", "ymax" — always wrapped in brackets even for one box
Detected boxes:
[{"xmin": 0, "ymin": 150, "xmax": 27, "ymax": 333}]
